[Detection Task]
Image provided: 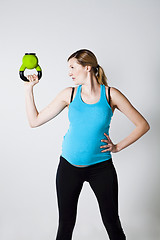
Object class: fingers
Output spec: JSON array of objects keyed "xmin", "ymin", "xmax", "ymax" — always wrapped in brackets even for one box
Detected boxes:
[
  {"xmin": 104, "ymin": 132, "xmax": 111, "ymax": 141},
  {"xmin": 100, "ymin": 133, "xmax": 112, "ymax": 152},
  {"xmin": 101, "ymin": 135, "xmax": 110, "ymax": 143},
  {"xmin": 101, "ymin": 146, "xmax": 112, "ymax": 152},
  {"xmin": 27, "ymin": 74, "xmax": 38, "ymax": 82},
  {"xmin": 101, "ymin": 147, "xmax": 111, "ymax": 152},
  {"xmin": 27, "ymin": 74, "xmax": 35, "ymax": 82},
  {"xmin": 100, "ymin": 133, "xmax": 117, "ymax": 153},
  {"xmin": 100, "ymin": 144, "xmax": 111, "ymax": 148},
  {"xmin": 101, "ymin": 149, "xmax": 110, "ymax": 152},
  {"xmin": 101, "ymin": 139, "xmax": 109, "ymax": 143},
  {"xmin": 100, "ymin": 143, "xmax": 111, "ymax": 152}
]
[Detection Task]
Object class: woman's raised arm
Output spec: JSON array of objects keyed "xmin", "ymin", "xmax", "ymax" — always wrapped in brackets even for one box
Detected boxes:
[{"xmin": 24, "ymin": 74, "xmax": 71, "ymax": 128}]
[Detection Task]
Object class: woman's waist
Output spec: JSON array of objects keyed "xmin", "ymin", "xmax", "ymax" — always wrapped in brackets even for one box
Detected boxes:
[
  {"xmin": 62, "ymin": 138, "xmax": 111, "ymax": 165},
  {"xmin": 63, "ymin": 129, "xmax": 109, "ymax": 142},
  {"xmin": 62, "ymin": 135, "xmax": 108, "ymax": 151},
  {"xmin": 61, "ymin": 151, "xmax": 112, "ymax": 166}
]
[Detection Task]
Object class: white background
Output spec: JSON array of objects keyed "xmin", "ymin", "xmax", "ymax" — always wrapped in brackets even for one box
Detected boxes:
[{"xmin": 0, "ymin": 0, "xmax": 159, "ymax": 239}]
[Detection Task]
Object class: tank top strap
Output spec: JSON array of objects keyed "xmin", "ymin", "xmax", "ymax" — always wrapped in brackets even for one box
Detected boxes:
[
  {"xmin": 77, "ymin": 85, "xmax": 81, "ymax": 100},
  {"xmin": 77, "ymin": 85, "xmax": 81, "ymax": 94},
  {"xmin": 101, "ymin": 84, "xmax": 106, "ymax": 101}
]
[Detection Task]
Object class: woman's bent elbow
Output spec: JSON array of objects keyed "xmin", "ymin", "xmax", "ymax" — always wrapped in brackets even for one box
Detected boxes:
[
  {"xmin": 29, "ymin": 119, "xmax": 45, "ymax": 128},
  {"xmin": 144, "ymin": 121, "xmax": 150, "ymax": 133},
  {"xmin": 147, "ymin": 123, "xmax": 150, "ymax": 131},
  {"xmin": 29, "ymin": 123, "xmax": 36, "ymax": 128},
  {"xmin": 29, "ymin": 121, "xmax": 38, "ymax": 128}
]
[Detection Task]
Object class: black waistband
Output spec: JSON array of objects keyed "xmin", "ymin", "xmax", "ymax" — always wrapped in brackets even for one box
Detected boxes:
[{"xmin": 60, "ymin": 155, "xmax": 113, "ymax": 169}]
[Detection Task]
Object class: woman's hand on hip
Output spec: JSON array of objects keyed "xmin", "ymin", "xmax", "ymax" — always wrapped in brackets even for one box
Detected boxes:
[{"xmin": 100, "ymin": 133, "xmax": 118, "ymax": 153}]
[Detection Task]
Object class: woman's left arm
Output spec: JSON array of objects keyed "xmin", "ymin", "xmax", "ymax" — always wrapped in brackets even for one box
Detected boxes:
[{"xmin": 101, "ymin": 87, "xmax": 150, "ymax": 153}]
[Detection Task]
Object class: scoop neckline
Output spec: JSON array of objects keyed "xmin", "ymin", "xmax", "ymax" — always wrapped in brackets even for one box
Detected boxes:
[{"xmin": 80, "ymin": 84, "xmax": 102, "ymax": 105}]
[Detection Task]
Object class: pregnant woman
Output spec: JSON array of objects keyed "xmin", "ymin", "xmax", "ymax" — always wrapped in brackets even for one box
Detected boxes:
[{"xmin": 24, "ymin": 49, "xmax": 150, "ymax": 240}]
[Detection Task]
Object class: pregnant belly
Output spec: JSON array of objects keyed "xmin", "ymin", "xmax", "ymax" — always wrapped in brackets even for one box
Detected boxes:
[{"xmin": 62, "ymin": 129, "xmax": 109, "ymax": 165}]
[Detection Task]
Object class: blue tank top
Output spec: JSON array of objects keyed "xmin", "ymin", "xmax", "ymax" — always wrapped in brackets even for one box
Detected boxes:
[{"xmin": 61, "ymin": 84, "xmax": 113, "ymax": 166}]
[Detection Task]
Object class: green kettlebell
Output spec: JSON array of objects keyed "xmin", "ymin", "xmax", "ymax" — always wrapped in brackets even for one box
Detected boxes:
[{"xmin": 19, "ymin": 53, "xmax": 42, "ymax": 82}]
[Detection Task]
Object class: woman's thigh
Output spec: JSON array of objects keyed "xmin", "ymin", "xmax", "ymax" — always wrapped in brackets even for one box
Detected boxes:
[
  {"xmin": 55, "ymin": 156, "xmax": 84, "ymax": 221},
  {"xmin": 87, "ymin": 162, "xmax": 119, "ymax": 220}
]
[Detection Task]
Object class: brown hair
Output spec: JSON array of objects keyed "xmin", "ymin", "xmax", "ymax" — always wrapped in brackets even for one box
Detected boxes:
[{"xmin": 67, "ymin": 49, "xmax": 108, "ymax": 86}]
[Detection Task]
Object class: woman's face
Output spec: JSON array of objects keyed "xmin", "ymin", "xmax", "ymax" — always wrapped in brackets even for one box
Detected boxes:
[{"xmin": 68, "ymin": 58, "xmax": 88, "ymax": 85}]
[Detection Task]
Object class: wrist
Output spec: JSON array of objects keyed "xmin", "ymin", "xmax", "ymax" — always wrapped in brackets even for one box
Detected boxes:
[
  {"xmin": 24, "ymin": 85, "xmax": 33, "ymax": 92},
  {"xmin": 115, "ymin": 143, "xmax": 121, "ymax": 153}
]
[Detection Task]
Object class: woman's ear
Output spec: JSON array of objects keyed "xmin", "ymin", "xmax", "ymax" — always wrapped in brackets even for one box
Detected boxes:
[{"xmin": 86, "ymin": 65, "xmax": 92, "ymax": 72}]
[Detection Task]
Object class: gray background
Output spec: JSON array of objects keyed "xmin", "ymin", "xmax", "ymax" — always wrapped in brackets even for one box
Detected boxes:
[{"xmin": 0, "ymin": 0, "xmax": 159, "ymax": 239}]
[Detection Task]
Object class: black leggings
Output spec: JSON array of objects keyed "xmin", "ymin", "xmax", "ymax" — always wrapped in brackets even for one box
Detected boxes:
[{"xmin": 55, "ymin": 155, "xmax": 126, "ymax": 240}]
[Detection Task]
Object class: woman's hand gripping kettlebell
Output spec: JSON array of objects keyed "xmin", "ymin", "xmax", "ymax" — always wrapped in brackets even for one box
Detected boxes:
[{"xmin": 24, "ymin": 74, "xmax": 39, "ymax": 88}]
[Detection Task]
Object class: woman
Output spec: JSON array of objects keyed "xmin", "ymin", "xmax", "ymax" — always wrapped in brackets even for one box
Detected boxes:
[{"xmin": 24, "ymin": 49, "xmax": 150, "ymax": 240}]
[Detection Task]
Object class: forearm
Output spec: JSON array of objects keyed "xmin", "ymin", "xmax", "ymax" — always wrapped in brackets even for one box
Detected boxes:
[
  {"xmin": 24, "ymin": 87, "xmax": 39, "ymax": 127},
  {"xmin": 116, "ymin": 123, "xmax": 150, "ymax": 152}
]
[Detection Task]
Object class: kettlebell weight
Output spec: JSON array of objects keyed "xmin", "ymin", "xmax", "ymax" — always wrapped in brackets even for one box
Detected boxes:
[{"xmin": 19, "ymin": 53, "xmax": 42, "ymax": 82}]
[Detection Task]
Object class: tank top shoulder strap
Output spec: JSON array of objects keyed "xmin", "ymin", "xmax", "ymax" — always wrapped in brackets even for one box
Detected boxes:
[
  {"xmin": 70, "ymin": 85, "xmax": 81, "ymax": 103},
  {"xmin": 70, "ymin": 85, "xmax": 111, "ymax": 105},
  {"xmin": 108, "ymin": 86, "xmax": 111, "ymax": 106},
  {"xmin": 70, "ymin": 87, "xmax": 75, "ymax": 103},
  {"xmin": 102, "ymin": 84, "xmax": 111, "ymax": 107}
]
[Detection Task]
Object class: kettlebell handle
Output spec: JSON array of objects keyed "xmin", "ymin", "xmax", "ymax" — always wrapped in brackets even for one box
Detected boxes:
[
  {"xmin": 19, "ymin": 70, "xmax": 42, "ymax": 82},
  {"xmin": 19, "ymin": 53, "xmax": 42, "ymax": 82}
]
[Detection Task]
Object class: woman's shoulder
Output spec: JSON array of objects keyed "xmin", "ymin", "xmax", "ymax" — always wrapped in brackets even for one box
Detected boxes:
[
  {"xmin": 104, "ymin": 85, "xmax": 121, "ymax": 92},
  {"xmin": 104, "ymin": 85, "xmax": 124, "ymax": 98},
  {"xmin": 104, "ymin": 85, "xmax": 122, "ymax": 98},
  {"xmin": 104, "ymin": 85, "xmax": 127, "ymax": 110},
  {"xmin": 61, "ymin": 86, "xmax": 78, "ymax": 107}
]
